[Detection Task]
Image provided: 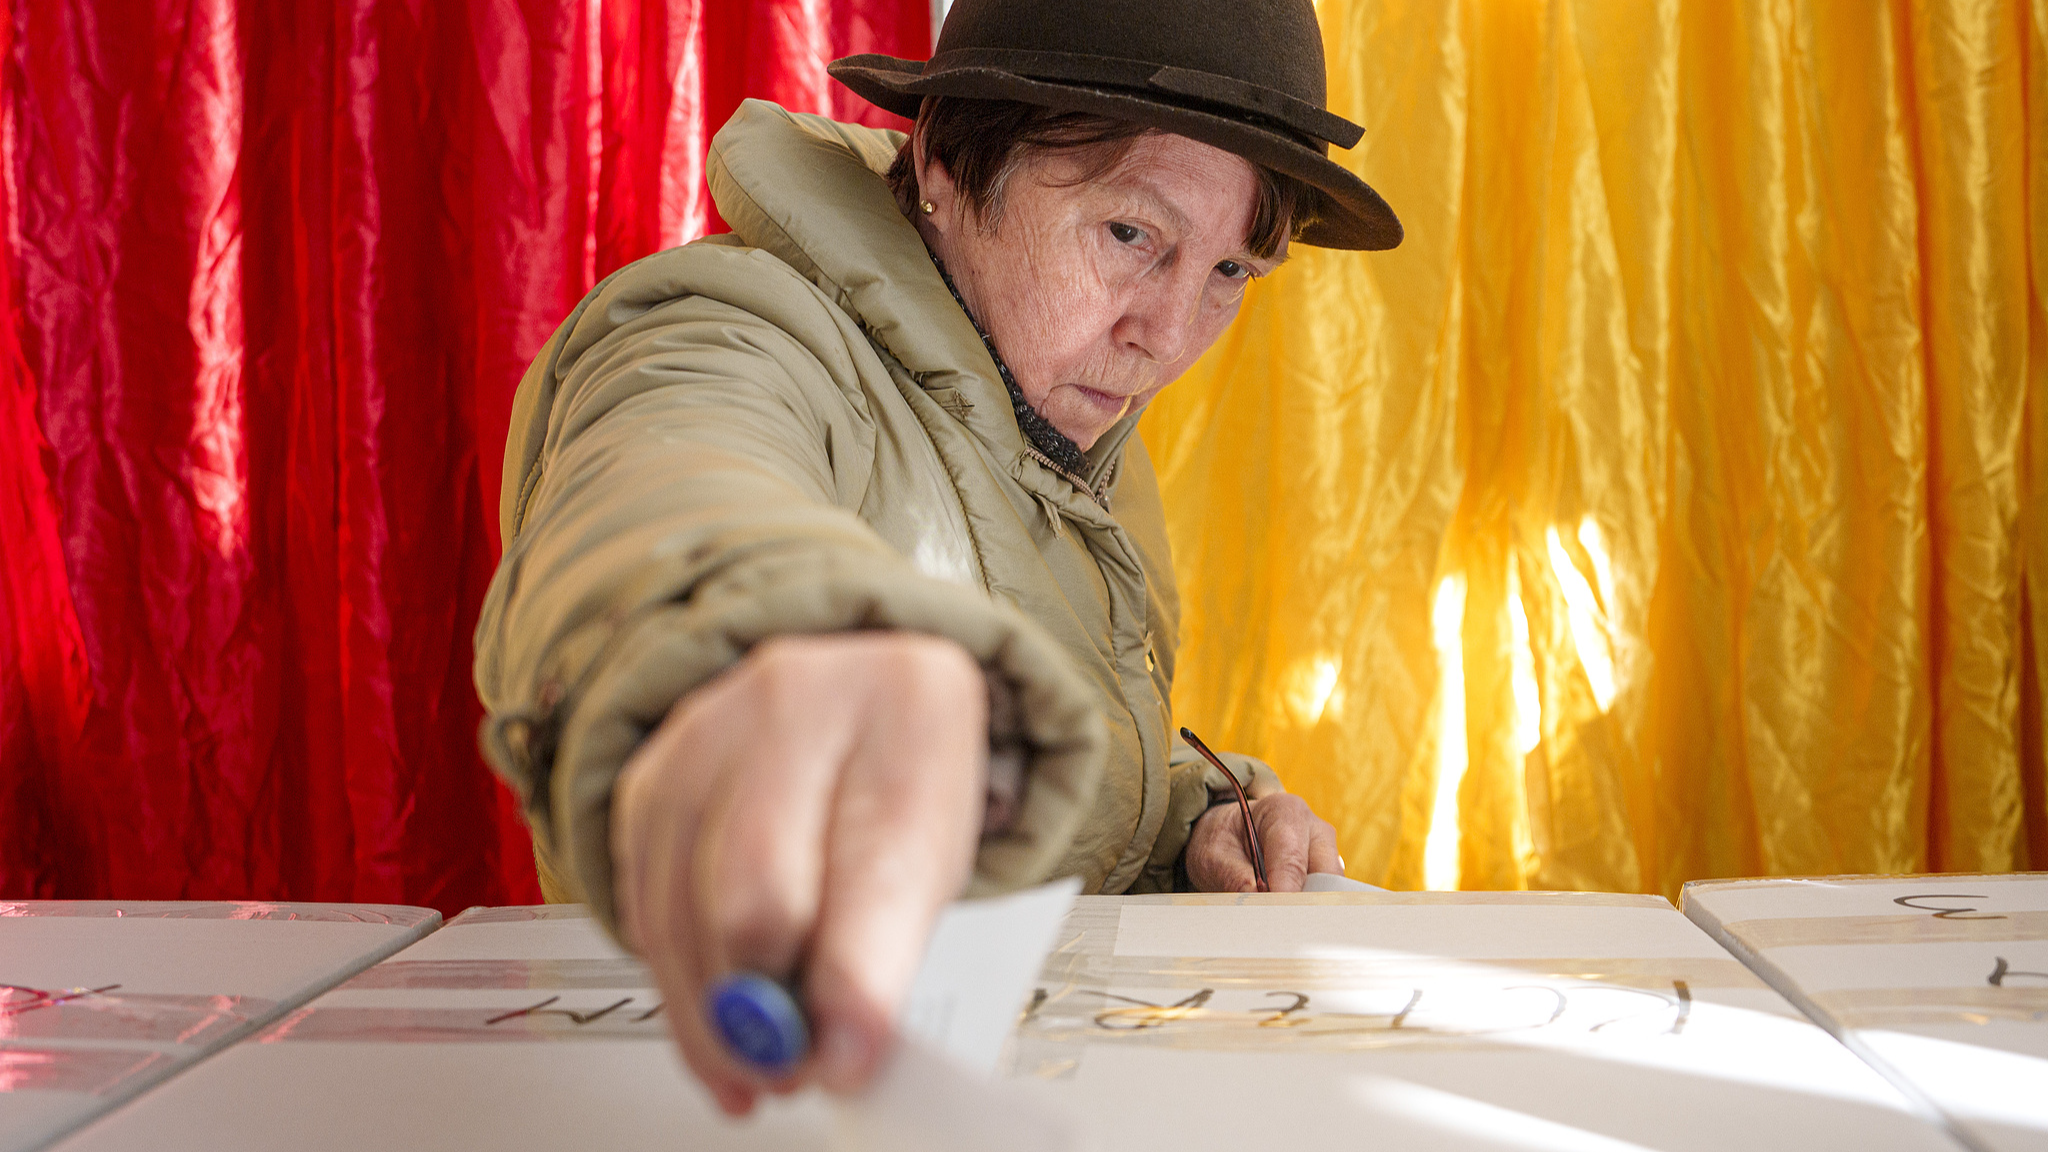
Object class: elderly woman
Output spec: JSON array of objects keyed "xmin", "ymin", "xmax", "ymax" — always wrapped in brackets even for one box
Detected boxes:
[{"xmin": 475, "ymin": 0, "xmax": 1398, "ymax": 1115}]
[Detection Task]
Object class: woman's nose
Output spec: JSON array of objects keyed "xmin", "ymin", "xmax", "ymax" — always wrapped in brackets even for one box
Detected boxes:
[{"xmin": 1114, "ymin": 268, "xmax": 1208, "ymax": 364}]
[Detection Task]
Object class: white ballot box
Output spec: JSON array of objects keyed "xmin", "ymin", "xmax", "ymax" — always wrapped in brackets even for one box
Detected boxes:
[
  {"xmin": 45, "ymin": 904, "xmax": 840, "ymax": 1152},
  {"xmin": 49, "ymin": 885, "xmax": 1079, "ymax": 1152},
  {"xmin": 1011, "ymin": 892, "xmax": 1963, "ymax": 1152},
  {"xmin": 0, "ymin": 900, "xmax": 439, "ymax": 1152},
  {"xmin": 1684, "ymin": 873, "xmax": 2048, "ymax": 1152},
  {"xmin": 51, "ymin": 892, "xmax": 1971, "ymax": 1152}
]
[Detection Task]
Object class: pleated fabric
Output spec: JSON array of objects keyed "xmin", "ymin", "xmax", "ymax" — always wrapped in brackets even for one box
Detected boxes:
[
  {"xmin": 1143, "ymin": 0, "xmax": 2048, "ymax": 896},
  {"xmin": 0, "ymin": 0, "xmax": 925, "ymax": 914}
]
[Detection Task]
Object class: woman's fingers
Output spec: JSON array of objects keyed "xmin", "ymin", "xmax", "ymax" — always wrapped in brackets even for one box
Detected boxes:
[
  {"xmin": 1185, "ymin": 791, "xmax": 1343, "ymax": 894},
  {"xmin": 1306, "ymin": 814, "xmax": 1342, "ymax": 878},
  {"xmin": 1185, "ymin": 802, "xmax": 1261, "ymax": 892},
  {"xmin": 1255, "ymin": 794, "xmax": 1315, "ymax": 892},
  {"xmin": 804, "ymin": 636, "xmax": 987, "ymax": 1092},
  {"xmin": 685, "ymin": 646, "xmax": 863, "ymax": 1099},
  {"xmin": 691, "ymin": 643, "xmax": 853, "ymax": 992},
  {"xmin": 610, "ymin": 633, "xmax": 987, "ymax": 1109},
  {"xmin": 1251, "ymin": 794, "xmax": 1344, "ymax": 893},
  {"xmin": 613, "ymin": 682, "xmax": 764, "ymax": 1114}
]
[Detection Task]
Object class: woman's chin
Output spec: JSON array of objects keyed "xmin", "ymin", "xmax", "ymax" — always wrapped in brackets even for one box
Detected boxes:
[{"xmin": 1048, "ymin": 412, "xmax": 1110, "ymax": 452}]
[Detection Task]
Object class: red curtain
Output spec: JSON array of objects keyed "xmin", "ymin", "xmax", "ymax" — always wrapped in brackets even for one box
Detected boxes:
[{"xmin": 0, "ymin": 0, "xmax": 927, "ymax": 915}]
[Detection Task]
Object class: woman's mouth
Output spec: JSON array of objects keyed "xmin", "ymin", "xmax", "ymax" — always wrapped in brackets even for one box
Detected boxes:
[{"xmin": 1067, "ymin": 383, "xmax": 1132, "ymax": 422}]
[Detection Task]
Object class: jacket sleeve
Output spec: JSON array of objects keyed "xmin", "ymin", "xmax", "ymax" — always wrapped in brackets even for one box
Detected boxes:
[{"xmin": 473, "ymin": 246, "xmax": 1106, "ymax": 930}]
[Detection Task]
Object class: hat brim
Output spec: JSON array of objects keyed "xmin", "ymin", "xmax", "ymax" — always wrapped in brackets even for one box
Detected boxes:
[{"xmin": 829, "ymin": 55, "xmax": 1402, "ymax": 252}]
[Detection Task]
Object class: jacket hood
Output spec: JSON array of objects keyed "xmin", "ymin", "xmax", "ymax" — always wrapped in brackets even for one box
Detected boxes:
[{"xmin": 704, "ymin": 100, "xmax": 1140, "ymax": 490}]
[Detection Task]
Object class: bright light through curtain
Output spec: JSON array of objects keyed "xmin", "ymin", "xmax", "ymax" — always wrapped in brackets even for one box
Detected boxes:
[
  {"xmin": 1143, "ymin": 0, "xmax": 2048, "ymax": 896},
  {"xmin": 0, "ymin": 0, "xmax": 926, "ymax": 914}
]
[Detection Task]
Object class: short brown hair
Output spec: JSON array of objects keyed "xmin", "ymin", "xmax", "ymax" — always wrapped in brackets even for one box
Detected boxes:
[{"xmin": 885, "ymin": 97, "xmax": 1313, "ymax": 259}]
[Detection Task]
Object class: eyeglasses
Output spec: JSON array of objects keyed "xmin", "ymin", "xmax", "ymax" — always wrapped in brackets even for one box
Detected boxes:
[{"xmin": 1179, "ymin": 726, "xmax": 1268, "ymax": 893}]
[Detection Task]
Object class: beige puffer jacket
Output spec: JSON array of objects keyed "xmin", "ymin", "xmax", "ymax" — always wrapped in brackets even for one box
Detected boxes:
[{"xmin": 474, "ymin": 100, "xmax": 1278, "ymax": 928}]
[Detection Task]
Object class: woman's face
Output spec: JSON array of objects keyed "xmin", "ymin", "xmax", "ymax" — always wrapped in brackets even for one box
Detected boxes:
[{"xmin": 917, "ymin": 132, "xmax": 1286, "ymax": 451}]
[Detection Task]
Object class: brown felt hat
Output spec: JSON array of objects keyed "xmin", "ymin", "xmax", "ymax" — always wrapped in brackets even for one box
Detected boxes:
[{"xmin": 828, "ymin": 0, "xmax": 1401, "ymax": 251}]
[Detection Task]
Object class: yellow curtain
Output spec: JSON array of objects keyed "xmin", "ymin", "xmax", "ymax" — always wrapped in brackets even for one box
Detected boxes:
[{"xmin": 1141, "ymin": 0, "xmax": 2048, "ymax": 897}]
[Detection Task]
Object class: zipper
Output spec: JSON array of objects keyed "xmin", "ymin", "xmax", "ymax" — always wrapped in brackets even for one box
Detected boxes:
[{"xmin": 1023, "ymin": 443, "xmax": 1115, "ymax": 512}]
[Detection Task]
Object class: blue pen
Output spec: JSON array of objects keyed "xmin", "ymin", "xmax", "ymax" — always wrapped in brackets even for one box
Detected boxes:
[{"xmin": 707, "ymin": 972, "xmax": 810, "ymax": 1073}]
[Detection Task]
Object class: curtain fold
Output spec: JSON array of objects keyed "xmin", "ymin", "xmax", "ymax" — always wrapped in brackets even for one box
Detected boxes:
[
  {"xmin": 6, "ymin": 0, "xmax": 2038, "ymax": 909},
  {"xmin": 0, "ymin": 0, "xmax": 924, "ymax": 913},
  {"xmin": 1144, "ymin": 0, "xmax": 2048, "ymax": 896}
]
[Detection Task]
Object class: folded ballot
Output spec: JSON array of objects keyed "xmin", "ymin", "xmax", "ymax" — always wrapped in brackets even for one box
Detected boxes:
[
  {"xmin": 1684, "ymin": 873, "xmax": 2048, "ymax": 1152},
  {"xmin": 47, "ymin": 883, "xmax": 1081, "ymax": 1152},
  {"xmin": 0, "ymin": 900, "xmax": 439, "ymax": 1152},
  {"xmin": 1011, "ymin": 892, "xmax": 1961, "ymax": 1151}
]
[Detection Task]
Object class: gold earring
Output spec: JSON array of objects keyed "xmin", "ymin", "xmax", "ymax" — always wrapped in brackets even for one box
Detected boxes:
[{"xmin": 919, "ymin": 199, "xmax": 936, "ymax": 215}]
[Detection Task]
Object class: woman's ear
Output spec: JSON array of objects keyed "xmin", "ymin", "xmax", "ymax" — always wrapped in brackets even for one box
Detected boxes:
[{"xmin": 911, "ymin": 124, "xmax": 959, "ymax": 235}]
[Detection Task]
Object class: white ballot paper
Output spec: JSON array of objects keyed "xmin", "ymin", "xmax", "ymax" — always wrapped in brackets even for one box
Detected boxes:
[
  {"xmin": 1011, "ymin": 892, "xmax": 1963, "ymax": 1152},
  {"xmin": 0, "ymin": 900, "xmax": 439, "ymax": 1152},
  {"xmin": 1684, "ymin": 873, "xmax": 2048, "ymax": 1152},
  {"xmin": 47, "ymin": 880, "xmax": 1082, "ymax": 1152},
  {"xmin": 836, "ymin": 878, "xmax": 1087, "ymax": 1152},
  {"xmin": 1302, "ymin": 871, "xmax": 1384, "ymax": 893}
]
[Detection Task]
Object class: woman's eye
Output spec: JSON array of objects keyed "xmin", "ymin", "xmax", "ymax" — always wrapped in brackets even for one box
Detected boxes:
[
  {"xmin": 1215, "ymin": 259, "xmax": 1249, "ymax": 280},
  {"xmin": 1108, "ymin": 222, "xmax": 1143, "ymax": 245}
]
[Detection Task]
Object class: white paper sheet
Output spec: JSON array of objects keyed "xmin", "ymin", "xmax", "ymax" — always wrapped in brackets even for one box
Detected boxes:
[
  {"xmin": 1301, "ymin": 871, "xmax": 1384, "ymax": 893},
  {"xmin": 1684, "ymin": 873, "xmax": 2048, "ymax": 1152},
  {"xmin": 835, "ymin": 877, "xmax": 1086, "ymax": 1152},
  {"xmin": 898, "ymin": 877, "xmax": 1080, "ymax": 1073},
  {"xmin": 0, "ymin": 901, "xmax": 438, "ymax": 1152}
]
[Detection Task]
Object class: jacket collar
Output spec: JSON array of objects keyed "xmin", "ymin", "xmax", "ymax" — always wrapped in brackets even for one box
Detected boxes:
[{"xmin": 705, "ymin": 100, "xmax": 1140, "ymax": 506}]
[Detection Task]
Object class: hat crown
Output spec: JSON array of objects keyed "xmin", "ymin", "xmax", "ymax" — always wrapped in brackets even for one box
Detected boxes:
[
  {"xmin": 824, "ymin": 0, "xmax": 1401, "ymax": 249},
  {"xmin": 933, "ymin": 0, "xmax": 1330, "ymax": 112}
]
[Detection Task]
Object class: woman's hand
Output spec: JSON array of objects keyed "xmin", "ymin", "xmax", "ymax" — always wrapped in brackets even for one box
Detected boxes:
[
  {"xmin": 1183, "ymin": 784, "xmax": 1340, "ymax": 893},
  {"xmin": 610, "ymin": 633, "xmax": 989, "ymax": 1116}
]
